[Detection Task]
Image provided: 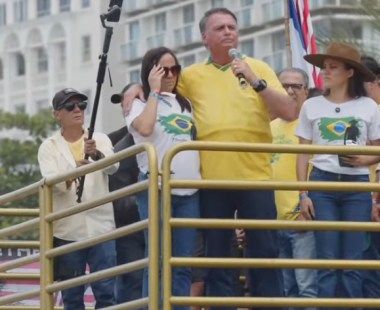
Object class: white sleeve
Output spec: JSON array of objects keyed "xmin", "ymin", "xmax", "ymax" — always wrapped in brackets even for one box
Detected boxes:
[
  {"xmin": 295, "ymin": 101, "xmax": 313, "ymax": 141},
  {"xmin": 125, "ymin": 99, "xmax": 145, "ymax": 132}
]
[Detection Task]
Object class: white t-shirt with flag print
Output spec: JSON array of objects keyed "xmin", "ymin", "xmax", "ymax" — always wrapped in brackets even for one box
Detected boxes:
[
  {"xmin": 125, "ymin": 92, "xmax": 200, "ymax": 195},
  {"xmin": 295, "ymin": 95, "xmax": 380, "ymax": 175}
]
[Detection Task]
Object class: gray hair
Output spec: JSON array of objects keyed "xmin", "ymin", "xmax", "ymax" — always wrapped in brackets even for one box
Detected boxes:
[
  {"xmin": 277, "ymin": 67, "xmax": 309, "ymax": 88},
  {"xmin": 199, "ymin": 7, "xmax": 237, "ymax": 35}
]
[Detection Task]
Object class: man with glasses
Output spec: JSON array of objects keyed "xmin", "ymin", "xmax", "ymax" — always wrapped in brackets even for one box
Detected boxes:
[
  {"xmin": 38, "ymin": 88, "xmax": 118, "ymax": 309},
  {"xmin": 271, "ymin": 68, "xmax": 318, "ymax": 310}
]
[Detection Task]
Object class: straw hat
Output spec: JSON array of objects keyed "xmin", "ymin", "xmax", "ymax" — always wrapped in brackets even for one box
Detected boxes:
[{"xmin": 304, "ymin": 42, "xmax": 375, "ymax": 82}]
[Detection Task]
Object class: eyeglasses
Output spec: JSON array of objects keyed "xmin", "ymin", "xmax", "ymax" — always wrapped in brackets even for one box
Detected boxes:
[
  {"xmin": 59, "ymin": 101, "xmax": 88, "ymax": 112},
  {"xmin": 162, "ymin": 65, "xmax": 181, "ymax": 77},
  {"xmin": 282, "ymin": 83, "xmax": 305, "ymax": 91}
]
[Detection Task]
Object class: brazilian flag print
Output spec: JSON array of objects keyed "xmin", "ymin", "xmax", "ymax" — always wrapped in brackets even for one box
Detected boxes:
[
  {"xmin": 158, "ymin": 114, "xmax": 193, "ymax": 136},
  {"xmin": 318, "ymin": 117, "xmax": 361, "ymax": 142}
]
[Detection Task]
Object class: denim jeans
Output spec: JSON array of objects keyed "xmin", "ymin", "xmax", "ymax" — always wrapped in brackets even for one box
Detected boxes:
[
  {"xmin": 54, "ymin": 238, "xmax": 116, "ymax": 310},
  {"xmin": 114, "ymin": 230, "xmax": 145, "ymax": 303},
  {"xmin": 362, "ymin": 232, "xmax": 380, "ymax": 308},
  {"xmin": 137, "ymin": 173, "xmax": 200, "ymax": 310},
  {"xmin": 309, "ymin": 167, "xmax": 371, "ymax": 310},
  {"xmin": 278, "ymin": 229, "xmax": 317, "ymax": 310},
  {"xmin": 201, "ymin": 189, "xmax": 284, "ymax": 310}
]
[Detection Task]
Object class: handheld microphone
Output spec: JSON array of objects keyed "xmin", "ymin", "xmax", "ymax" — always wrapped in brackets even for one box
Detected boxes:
[{"xmin": 228, "ymin": 48, "xmax": 248, "ymax": 88}]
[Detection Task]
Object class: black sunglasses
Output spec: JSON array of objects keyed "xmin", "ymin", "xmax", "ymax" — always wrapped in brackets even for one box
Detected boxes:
[
  {"xmin": 60, "ymin": 101, "xmax": 88, "ymax": 112},
  {"xmin": 282, "ymin": 83, "xmax": 305, "ymax": 91},
  {"xmin": 162, "ymin": 65, "xmax": 181, "ymax": 77}
]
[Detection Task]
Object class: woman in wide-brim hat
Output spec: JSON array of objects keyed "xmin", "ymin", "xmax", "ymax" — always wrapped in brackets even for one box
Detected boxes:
[
  {"xmin": 295, "ymin": 42, "xmax": 380, "ymax": 305},
  {"xmin": 304, "ymin": 42, "xmax": 375, "ymax": 82}
]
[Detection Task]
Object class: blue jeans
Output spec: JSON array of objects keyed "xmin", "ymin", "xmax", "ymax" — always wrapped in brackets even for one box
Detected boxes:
[
  {"xmin": 362, "ymin": 232, "xmax": 380, "ymax": 307},
  {"xmin": 137, "ymin": 173, "xmax": 200, "ymax": 310},
  {"xmin": 278, "ymin": 229, "xmax": 317, "ymax": 310},
  {"xmin": 201, "ymin": 189, "xmax": 284, "ymax": 310},
  {"xmin": 54, "ymin": 238, "xmax": 116, "ymax": 310},
  {"xmin": 114, "ymin": 230, "xmax": 145, "ymax": 303},
  {"xmin": 309, "ymin": 167, "xmax": 371, "ymax": 309}
]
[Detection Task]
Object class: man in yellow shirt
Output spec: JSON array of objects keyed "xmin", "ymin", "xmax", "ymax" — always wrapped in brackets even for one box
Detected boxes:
[
  {"xmin": 122, "ymin": 8, "xmax": 295, "ymax": 309},
  {"xmin": 271, "ymin": 68, "xmax": 317, "ymax": 310}
]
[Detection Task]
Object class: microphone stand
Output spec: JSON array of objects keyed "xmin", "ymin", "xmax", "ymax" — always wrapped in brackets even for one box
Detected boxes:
[{"xmin": 76, "ymin": 10, "xmax": 118, "ymax": 203}]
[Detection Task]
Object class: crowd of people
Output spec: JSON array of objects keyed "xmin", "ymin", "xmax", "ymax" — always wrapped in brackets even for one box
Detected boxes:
[{"xmin": 36, "ymin": 6, "xmax": 380, "ymax": 310}]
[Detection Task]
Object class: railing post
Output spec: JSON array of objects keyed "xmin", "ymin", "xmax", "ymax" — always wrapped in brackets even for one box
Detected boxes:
[
  {"xmin": 161, "ymin": 155, "xmax": 173, "ymax": 310},
  {"xmin": 39, "ymin": 185, "xmax": 54, "ymax": 309},
  {"xmin": 147, "ymin": 145, "xmax": 160, "ymax": 310}
]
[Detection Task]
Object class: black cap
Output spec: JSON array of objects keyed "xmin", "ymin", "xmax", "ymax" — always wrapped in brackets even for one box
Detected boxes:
[
  {"xmin": 361, "ymin": 56, "xmax": 380, "ymax": 76},
  {"xmin": 52, "ymin": 88, "xmax": 88, "ymax": 110}
]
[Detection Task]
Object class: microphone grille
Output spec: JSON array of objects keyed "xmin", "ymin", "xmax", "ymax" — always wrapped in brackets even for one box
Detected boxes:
[{"xmin": 228, "ymin": 48, "xmax": 238, "ymax": 58}]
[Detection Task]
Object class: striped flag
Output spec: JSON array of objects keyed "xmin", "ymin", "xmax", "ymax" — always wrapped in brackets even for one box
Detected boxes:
[{"xmin": 288, "ymin": 0, "xmax": 322, "ymax": 88}]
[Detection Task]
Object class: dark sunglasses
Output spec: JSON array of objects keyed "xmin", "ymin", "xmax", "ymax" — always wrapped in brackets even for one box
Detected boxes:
[
  {"xmin": 282, "ymin": 83, "xmax": 305, "ymax": 91},
  {"xmin": 162, "ymin": 65, "xmax": 181, "ymax": 77},
  {"xmin": 59, "ymin": 101, "xmax": 88, "ymax": 112}
]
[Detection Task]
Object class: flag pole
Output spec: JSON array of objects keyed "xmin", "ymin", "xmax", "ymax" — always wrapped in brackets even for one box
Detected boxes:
[{"xmin": 284, "ymin": 0, "xmax": 292, "ymax": 67}]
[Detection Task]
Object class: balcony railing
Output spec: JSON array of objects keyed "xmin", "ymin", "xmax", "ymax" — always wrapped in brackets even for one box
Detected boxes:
[
  {"xmin": 121, "ymin": 41, "xmax": 140, "ymax": 62},
  {"xmin": 10, "ymin": 77, "xmax": 26, "ymax": 92},
  {"xmin": 146, "ymin": 33, "xmax": 165, "ymax": 50},
  {"xmin": 262, "ymin": 50, "xmax": 286, "ymax": 73},
  {"xmin": 261, "ymin": 0, "xmax": 284, "ymax": 23},
  {"xmin": 173, "ymin": 24, "xmax": 197, "ymax": 47},
  {"xmin": 124, "ymin": 0, "xmax": 149, "ymax": 14},
  {"xmin": 309, "ymin": 0, "xmax": 360, "ymax": 9},
  {"xmin": 32, "ymin": 73, "xmax": 48, "ymax": 88},
  {"xmin": 235, "ymin": 6, "xmax": 256, "ymax": 28}
]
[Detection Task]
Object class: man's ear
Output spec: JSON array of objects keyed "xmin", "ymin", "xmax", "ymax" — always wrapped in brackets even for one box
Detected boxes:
[
  {"xmin": 201, "ymin": 32, "xmax": 207, "ymax": 45},
  {"xmin": 53, "ymin": 110, "xmax": 60, "ymax": 121}
]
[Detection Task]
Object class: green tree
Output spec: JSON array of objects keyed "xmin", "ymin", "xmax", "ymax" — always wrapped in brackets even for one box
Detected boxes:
[{"xmin": 0, "ymin": 109, "xmax": 59, "ymax": 239}]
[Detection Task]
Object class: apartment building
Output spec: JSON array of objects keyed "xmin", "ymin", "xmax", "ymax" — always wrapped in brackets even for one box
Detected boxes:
[
  {"xmin": 0, "ymin": 0, "xmax": 378, "ymax": 134},
  {"xmin": 121, "ymin": 0, "xmax": 379, "ymax": 89},
  {"xmin": 0, "ymin": 0, "xmax": 125, "ymax": 133}
]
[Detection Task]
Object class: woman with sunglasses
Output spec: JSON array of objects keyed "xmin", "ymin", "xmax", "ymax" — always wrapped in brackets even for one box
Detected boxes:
[{"xmin": 125, "ymin": 47, "xmax": 200, "ymax": 309}]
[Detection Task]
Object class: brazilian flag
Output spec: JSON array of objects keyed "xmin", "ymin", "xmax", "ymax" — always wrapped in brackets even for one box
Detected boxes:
[
  {"xmin": 158, "ymin": 114, "xmax": 193, "ymax": 136},
  {"xmin": 318, "ymin": 117, "xmax": 357, "ymax": 142}
]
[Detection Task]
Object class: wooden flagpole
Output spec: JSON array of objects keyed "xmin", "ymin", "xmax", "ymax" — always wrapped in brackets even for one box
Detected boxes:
[{"xmin": 284, "ymin": 0, "xmax": 292, "ymax": 67}]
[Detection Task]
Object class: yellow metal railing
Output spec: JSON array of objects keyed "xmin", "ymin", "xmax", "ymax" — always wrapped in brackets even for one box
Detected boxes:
[
  {"xmin": 3, "ymin": 141, "xmax": 380, "ymax": 308},
  {"xmin": 161, "ymin": 141, "xmax": 380, "ymax": 309},
  {"xmin": 0, "ymin": 142, "xmax": 159, "ymax": 310}
]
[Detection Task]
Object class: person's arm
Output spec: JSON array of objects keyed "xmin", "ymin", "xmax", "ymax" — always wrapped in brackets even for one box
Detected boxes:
[
  {"xmin": 131, "ymin": 94, "xmax": 160, "ymax": 137},
  {"xmin": 91, "ymin": 133, "xmax": 119, "ymax": 175},
  {"xmin": 38, "ymin": 140, "xmax": 75, "ymax": 191},
  {"xmin": 340, "ymin": 139, "xmax": 380, "ymax": 167},
  {"xmin": 121, "ymin": 83, "xmax": 145, "ymax": 116},
  {"xmin": 130, "ymin": 65, "xmax": 164, "ymax": 137},
  {"xmin": 296, "ymin": 138, "xmax": 315, "ymax": 221},
  {"xmin": 231, "ymin": 59, "xmax": 296, "ymax": 121}
]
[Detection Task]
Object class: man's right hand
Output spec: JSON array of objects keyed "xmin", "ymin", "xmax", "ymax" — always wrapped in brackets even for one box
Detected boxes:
[
  {"xmin": 299, "ymin": 197, "xmax": 315, "ymax": 221},
  {"xmin": 122, "ymin": 83, "xmax": 145, "ymax": 116}
]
